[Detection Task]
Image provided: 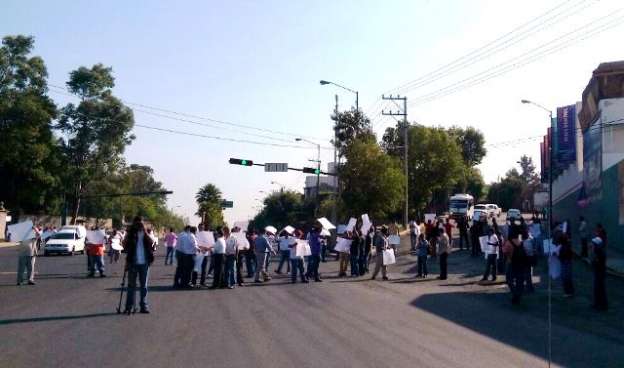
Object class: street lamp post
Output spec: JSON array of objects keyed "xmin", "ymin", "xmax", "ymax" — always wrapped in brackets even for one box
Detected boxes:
[
  {"xmin": 296, "ymin": 137, "xmax": 321, "ymax": 216},
  {"xmin": 521, "ymin": 98, "xmax": 553, "ymax": 368},
  {"xmin": 320, "ymin": 80, "xmax": 358, "ymax": 111}
]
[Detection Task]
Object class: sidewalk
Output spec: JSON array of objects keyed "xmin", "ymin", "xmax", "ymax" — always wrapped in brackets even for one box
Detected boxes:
[{"xmin": 0, "ymin": 241, "xmax": 16, "ymax": 248}]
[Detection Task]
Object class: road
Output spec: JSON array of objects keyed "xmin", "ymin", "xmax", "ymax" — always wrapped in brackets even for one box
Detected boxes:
[{"xmin": 1, "ymin": 236, "xmax": 622, "ymax": 368}]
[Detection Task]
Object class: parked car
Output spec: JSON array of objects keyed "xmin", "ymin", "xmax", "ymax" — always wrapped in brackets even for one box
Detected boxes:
[
  {"xmin": 44, "ymin": 228, "xmax": 86, "ymax": 256},
  {"xmin": 486, "ymin": 204, "xmax": 502, "ymax": 217},
  {"xmin": 472, "ymin": 209, "xmax": 488, "ymax": 224},
  {"xmin": 506, "ymin": 209, "xmax": 522, "ymax": 221}
]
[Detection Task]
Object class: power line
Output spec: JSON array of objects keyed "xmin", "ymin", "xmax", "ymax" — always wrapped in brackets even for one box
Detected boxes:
[
  {"xmin": 386, "ymin": 0, "xmax": 589, "ymax": 95},
  {"xmin": 407, "ymin": 11, "xmax": 624, "ymax": 107},
  {"xmin": 48, "ymin": 84, "xmax": 331, "ymax": 142}
]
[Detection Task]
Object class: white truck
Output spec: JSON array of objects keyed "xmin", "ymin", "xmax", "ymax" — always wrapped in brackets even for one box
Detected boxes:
[{"xmin": 449, "ymin": 193, "xmax": 475, "ymax": 221}]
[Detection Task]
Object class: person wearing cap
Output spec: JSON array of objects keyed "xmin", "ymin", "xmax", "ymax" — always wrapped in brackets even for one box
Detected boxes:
[
  {"xmin": 371, "ymin": 226, "xmax": 390, "ymax": 281},
  {"xmin": 591, "ymin": 227, "xmax": 608, "ymax": 311},
  {"xmin": 254, "ymin": 228, "xmax": 275, "ymax": 283}
]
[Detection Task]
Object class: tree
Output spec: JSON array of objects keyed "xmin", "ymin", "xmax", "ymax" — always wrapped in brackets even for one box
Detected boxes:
[
  {"xmin": 195, "ymin": 183, "xmax": 224, "ymax": 229},
  {"xmin": 252, "ymin": 190, "xmax": 311, "ymax": 230},
  {"xmin": 447, "ymin": 126, "xmax": 487, "ymax": 167},
  {"xmin": 0, "ymin": 35, "xmax": 62, "ymax": 214},
  {"xmin": 57, "ymin": 64, "xmax": 135, "ymax": 223},
  {"xmin": 487, "ymin": 168, "xmax": 524, "ymax": 210},
  {"xmin": 339, "ymin": 137, "xmax": 404, "ymax": 221},
  {"xmin": 332, "ymin": 108, "xmax": 374, "ymax": 158}
]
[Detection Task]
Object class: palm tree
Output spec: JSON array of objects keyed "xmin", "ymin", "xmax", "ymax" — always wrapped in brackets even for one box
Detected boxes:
[{"xmin": 195, "ymin": 183, "xmax": 223, "ymax": 227}]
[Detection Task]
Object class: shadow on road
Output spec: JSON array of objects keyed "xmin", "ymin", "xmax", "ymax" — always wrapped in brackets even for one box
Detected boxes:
[{"xmin": 0, "ymin": 312, "xmax": 117, "ymax": 325}]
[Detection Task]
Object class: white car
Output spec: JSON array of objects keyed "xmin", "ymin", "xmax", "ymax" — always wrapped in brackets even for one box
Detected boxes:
[
  {"xmin": 44, "ymin": 229, "xmax": 86, "ymax": 256},
  {"xmin": 486, "ymin": 204, "xmax": 502, "ymax": 217},
  {"xmin": 506, "ymin": 209, "xmax": 522, "ymax": 221},
  {"xmin": 474, "ymin": 204, "xmax": 491, "ymax": 217},
  {"xmin": 472, "ymin": 209, "xmax": 488, "ymax": 223}
]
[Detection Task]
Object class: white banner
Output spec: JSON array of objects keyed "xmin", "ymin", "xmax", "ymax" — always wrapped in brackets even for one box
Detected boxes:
[
  {"xmin": 382, "ymin": 249, "xmax": 396, "ymax": 265},
  {"xmin": 8, "ymin": 220, "xmax": 34, "ymax": 242},
  {"xmin": 388, "ymin": 235, "xmax": 401, "ymax": 245},
  {"xmin": 86, "ymin": 230, "xmax": 106, "ymax": 244},
  {"xmin": 334, "ymin": 237, "xmax": 352, "ymax": 253},
  {"xmin": 479, "ymin": 235, "xmax": 492, "ymax": 254},
  {"xmin": 425, "ymin": 213, "xmax": 437, "ymax": 223},
  {"xmin": 282, "ymin": 225, "xmax": 295, "ymax": 235},
  {"xmin": 345, "ymin": 217, "xmax": 357, "ymax": 232},
  {"xmin": 317, "ymin": 217, "xmax": 335, "ymax": 230},
  {"xmin": 197, "ymin": 231, "xmax": 215, "ymax": 247},
  {"xmin": 111, "ymin": 238, "xmax": 123, "ymax": 251},
  {"xmin": 361, "ymin": 214, "xmax": 372, "ymax": 235},
  {"xmin": 295, "ymin": 240, "xmax": 311, "ymax": 257},
  {"xmin": 232, "ymin": 232, "xmax": 250, "ymax": 250}
]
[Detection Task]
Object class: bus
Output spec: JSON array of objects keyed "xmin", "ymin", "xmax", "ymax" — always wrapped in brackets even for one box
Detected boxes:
[{"xmin": 449, "ymin": 193, "xmax": 474, "ymax": 221}]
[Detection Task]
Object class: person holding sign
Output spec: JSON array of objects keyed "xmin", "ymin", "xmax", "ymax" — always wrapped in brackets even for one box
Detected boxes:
[
  {"xmin": 16, "ymin": 225, "xmax": 40, "ymax": 286},
  {"xmin": 87, "ymin": 227, "xmax": 107, "ymax": 278},
  {"xmin": 289, "ymin": 230, "xmax": 309, "ymax": 284},
  {"xmin": 108, "ymin": 229, "xmax": 123, "ymax": 264},
  {"xmin": 371, "ymin": 226, "xmax": 390, "ymax": 281},
  {"xmin": 275, "ymin": 229, "xmax": 293, "ymax": 275},
  {"xmin": 481, "ymin": 228, "xmax": 499, "ymax": 282}
]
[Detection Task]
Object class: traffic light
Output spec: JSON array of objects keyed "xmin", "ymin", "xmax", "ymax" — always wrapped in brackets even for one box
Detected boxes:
[
  {"xmin": 229, "ymin": 158, "xmax": 253, "ymax": 166},
  {"xmin": 302, "ymin": 167, "xmax": 321, "ymax": 174}
]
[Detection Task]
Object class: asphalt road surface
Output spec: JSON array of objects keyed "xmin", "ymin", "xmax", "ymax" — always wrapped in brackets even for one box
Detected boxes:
[{"xmin": 1, "ymin": 237, "xmax": 622, "ymax": 368}]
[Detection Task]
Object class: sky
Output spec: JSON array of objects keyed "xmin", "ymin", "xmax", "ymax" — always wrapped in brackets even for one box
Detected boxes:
[{"xmin": 3, "ymin": 0, "xmax": 623, "ymax": 225}]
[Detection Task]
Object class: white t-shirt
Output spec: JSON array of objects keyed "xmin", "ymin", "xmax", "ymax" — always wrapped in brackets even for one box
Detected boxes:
[{"xmin": 213, "ymin": 237, "xmax": 226, "ymax": 255}]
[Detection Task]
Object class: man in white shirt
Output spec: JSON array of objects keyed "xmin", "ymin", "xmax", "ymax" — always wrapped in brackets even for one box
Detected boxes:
[
  {"xmin": 16, "ymin": 227, "xmax": 40, "ymax": 285},
  {"xmin": 211, "ymin": 227, "xmax": 227, "ymax": 289},
  {"xmin": 173, "ymin": 226, "xmax": 199, "ymax": 289},
  {"xmin": 481, "ymin": 228, "xmax": 499, "ymax": 282},
  {"xmin": 409, "ymin": 220, "xmax": 420, "ymax": 252},
  {"xmin": 224, "ymin": 226, "xmax": 239, "ymax": 289}
]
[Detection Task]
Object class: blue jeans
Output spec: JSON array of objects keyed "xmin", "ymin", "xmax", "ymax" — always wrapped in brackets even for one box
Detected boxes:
[
  {"xmin": 89, "ymin": 255, "xmax": 105, "ymax": 275},
  {"xmin": 165, "ymin": 247, "xmax": 174, "ymax": 265},
  {"xmin": 224, "ymin": 255, "xmax": 237, "ymax": 287},
  {"xmin": 291, "ymin": 258, "xmax": 306, "ymax": 282},
  {"xmin": 308, "ymin": 255, "xmax": 321, "ymax": 280},
  {"xmin": 350, "ymin": 253, "xmax": 359, "ymax": 276},
  {"xmin": 126, "ymin": 263, "xmax": 150, "ymax": 309},
  {"xmin": 276, "ymin": 250, "xmax": 291, "ymax": 273}
]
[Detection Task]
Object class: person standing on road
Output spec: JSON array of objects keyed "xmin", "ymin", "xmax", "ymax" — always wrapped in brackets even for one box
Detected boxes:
[
  {"xmin": 289, "ymin": 229, "xmax": 308, "ymax": 284},
  {"xmin": 108, "ymin": 229, "xmax": 122, "ymax": 264},
  {"xmin": 245, "ymin": 230, "xmax": 257, "ymax": 277},
  {"xmin": 223, "ymin": 226, "xmax": 238, "ymax": 289},
  {"xmin": 578, "ymin": 216, "xmax": 589, "ymax": 258},
  {"xmin": 164, "ymin": 228, "xmax": 177, "ymax": 265},
  {"xmin": 444, "ymin": 219, "xmax": 453, "ymax": 245},
  {"xmin": 457, "ymin": 217, "xmax": 470, "ymax": 251},
  {"xmin": 87, "ymin": 227, "xmax": 106, "ymax": 278},
  {"xmin": 123, "ymin": 216, "xmax": 156, "ymax": 314},
  {"xmin": 522, "ymin": 232, "xmax": 537, "ymax": 293},
  {"xmin": 409, "ymin": 219, "xmax": 419, "ymax": 252},
  {"xmin": 337, "ymin": 231, "xmax": 351, "ymax": 277},
  {"xmin": 307, "ymin": 226, "xmax": 323, "ymax": 282},
  {"xmin": 211, "ymin": 228, "xmax": 227, "ymax": 289},
  {"xmin": 275, "ymin": 230, "xmax": 292, "ymax": 275},
  {"xmin": 416, "ymin": 234, "xmax": 429, "ymax": 278},
  {"xmin": 371, "ymin": 226, "xmax": 390, "ymax": 281},
  {"xmin": 173, "ymin": 226, "xmax": 198, "ymax": 289},
  {"xmin": 559, "ymin": 228, "xmax": 575, "ymax": 298},
  {"xmin": 437, "ymin": 230, "xmax": 450, "ymax": 280},
  {"xmin": 591, "ymin": 227, "xmax": 608, "ymax": 311},
  {"xmin": 16, "ymin": 226, "xmax": 40, "ymax": 286},
  {"xmin": 481, "ymin": 228, "xmax": 499, "ymax": 282},
  {"xmin": 350, "ymin": 228, "xmax": 361, "ymax": 277},
  {"xmin": 503, "ymin": 236, "xmax": 527, "ymax": 305},
  {"xmin": 254, "ymin": 228, "xmax": 276, "ymax": 283}
]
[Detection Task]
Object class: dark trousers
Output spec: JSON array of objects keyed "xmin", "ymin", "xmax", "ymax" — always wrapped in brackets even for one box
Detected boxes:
[
  {"xmin": 561, "ymin": 260, "xmax": 574, "ymax": 295},
  {"xmin": 509, "ymin": 267, "xmax": 524, "ymax": 304},
  {"xmin": 291, "ymin": 258, "xmax": 306, "ymax": 282},
  {"xmin": 236, "ymin": 252, "xmax": 246, "ymax": 285},
  {"xmin": 593, "ymin": 260, "xmax": 608, "ymax": 310},
  {"xmin": 470, "ymin": 235, "xmax": 480, "ymax": 256},
  {"xmin": 358, "ymin": 252, "xmax": 368, "ymax": 275},
  {"xmin": 350, "ymin": 253, "xmax": 359, "ymax": 276},
  {"xmin": 173, "ymin": 250, "xmax": 188, "ymax": 287},
  {"xmin": 309, "ymin": 255, "xmax": 321, "ymax": 280},
  {"xmin": 212, "ymin": 254, "xmax": 225, "ymax": 288},
  {"xmin": 483, "ymin": 254, "xmax": 497, "ymax": 280},
  {"xmin": 410, "ymin": 234, "xmax": 417, "ymax": 251},
  {"xmin": 321, "ymin": 243, "xmax": 327, "ymax": 262},
  {"xmin": 439, "ymin": 252, "xmax": 448, "ymax": 279},
  {"xmin": 126, "ymin": 263, "xmax": 149, "ymax": 310},
  {"xmin": 417, "ymin": 256, "xmax": 427, "ymax": 276},
  {"xmin": 245, "ymin": 251, "xmax": 256, "ymax": 277},
  {"xmin": 276, "ymin": 250, "xmax": 291, "ymax": 273},
  {"xmin": 178, "ymin": 253, "xmax": 195, "ymax": 287},
  {"xmin": 191, "ymin": 256, "xmax": 208, "ymax": 285},
  {"xmin": 164, "ymin": 247, "xmax": 174, "ymax": 265},
  {"xmin": 459, "ymin": 231, "xmax": 469, "ymax": 250}
]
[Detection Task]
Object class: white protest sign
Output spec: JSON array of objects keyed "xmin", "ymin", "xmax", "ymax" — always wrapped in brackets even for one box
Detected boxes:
[
  {"xmin": 111, "ymin": 238, "xmax": 123, "ymax": 251},
  {"xmin": 86, "ymin": 230, "xmax": 106, "ymax": 244},
  {"xmin": 361, "ymin": 214, "xmax": 372, "ymax": 234},
  {"xmin": 345, "ymin": 217, "xmax": 357, "ymax": 232},
  {"xmin": 382, "ymin": 249, "xmax": 396, "ymax": 265},
  {"xmin": 424, "ymin": 213, "xmax": 437, "ymax": 223},
  {"xmin": 334, "ymin": 237, "xmax": 352, "ymax": 253},
  {"xmin": 388, "ymin": 235, "xmax": 401, "ymax": 245},
  {"xmin": 197, "ymin": 231, "xmax": 215, "ymax": 247},
  {"xmin": 265, "ymin": 226, "xmax": 277, "ymax": 234},
  {"xmin": 479, "ymin": 235, "xmax": 491, "ymax": 254},
  {"xmin": 232, "ymin": 232, "xmax": 250, "ymax": 250},
  {"xmin": 283, "ymin": 225, "xmax": 295, "ymax": 235},
  {"xmin": 294, "ymin": 240, "xmax": 311, "ymax": 257},
  {"xmin": 320, "ymin": 228, "xmax": 331, "ymax": 236},
  {"xmin": 8, "ymin": 220, "xmax": 34, "ymax": 242},
  {"xmin": 317, "ymin": 217, "xmax": 335, "ymax": 230}
]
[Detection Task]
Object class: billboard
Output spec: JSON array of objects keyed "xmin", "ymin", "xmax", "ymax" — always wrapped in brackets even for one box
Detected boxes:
[
  {"xmin": 583, "ymin": 124, "xmax": 602, "ymax": 204},
  {"xmin": 556, "ymin": 104, "xmax": 577, "ymax": 167}
]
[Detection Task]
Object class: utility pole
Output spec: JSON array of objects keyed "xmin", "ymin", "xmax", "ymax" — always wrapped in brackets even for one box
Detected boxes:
[
  {"xmin": 382, "ymin": 94, "xmax": 408, "ymax": 227},
  {"xmin": 332, "ymin": 94, "xmax": 339, "ymax": 226}
]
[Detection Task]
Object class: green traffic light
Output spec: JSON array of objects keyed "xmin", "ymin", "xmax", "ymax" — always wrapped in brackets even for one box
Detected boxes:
[
  {"xmin": 315, "ymin": 169, "xmax": 320, "ymax": 174},
  {"xmin": 241, "ymin": 160, "xmax": 247, "ymax": 165}
]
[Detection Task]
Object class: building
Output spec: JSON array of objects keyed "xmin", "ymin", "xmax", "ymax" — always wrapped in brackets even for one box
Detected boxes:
[
  {"xmin": 545, "ymin": 61, "xmax": 624, "ymax": 252},
  {"xmin": 304, "ymin": 162, "xmax": 337, "ymax": 200}
]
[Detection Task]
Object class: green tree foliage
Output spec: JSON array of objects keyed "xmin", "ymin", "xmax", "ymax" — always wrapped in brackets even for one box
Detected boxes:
[
  {"xmin": 0, "ymin": 35, "xmax": 62, "ymax": 213},
  {"xmin": 447, "ymin": 126, "xmax": 487, "ymax": 167},
  {"xmin": 332, "ymin": 108, "xmax": 374, "ymax": 158},
  {"xmin": 57, "ymin": 64, "xmax": 135, "ymax": 222},
  {"xmin": 195, "ymin": 183, "xmax": 224, "ymax": 229},
  {"xmin": 339, "ymin": 137, "xmax": 404, "ymax": 220},
  {"xmin": 252, "ymin": 190, "xmax": 312, "ymax": 231},
  {"xmin": 487, "ymin": 168, "xmax": 524, "ymax": 210}
]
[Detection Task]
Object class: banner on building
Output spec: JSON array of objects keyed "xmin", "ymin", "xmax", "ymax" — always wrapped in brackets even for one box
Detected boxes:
[{"xmin": 556, "ymin": 105, "xmax": 577, "ymax": 168}]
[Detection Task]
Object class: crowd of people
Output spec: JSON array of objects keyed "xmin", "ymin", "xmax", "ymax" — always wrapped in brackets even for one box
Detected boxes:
[{"xmin": 13, "ymin": 211, "xmax": 610, "ymax": 314}]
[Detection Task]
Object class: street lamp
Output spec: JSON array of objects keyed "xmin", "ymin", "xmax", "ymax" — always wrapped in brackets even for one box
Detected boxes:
[
  {"xmin": 521, "ymin": 98, "xmax": 553, "ymax": 367},
  {"xmin": 319, "ymin": 80, "xmax": 358, "ymax": 110},
  {"xmin": 296, "ymin": 137, "xmax": 321, "ymax": 216}
]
